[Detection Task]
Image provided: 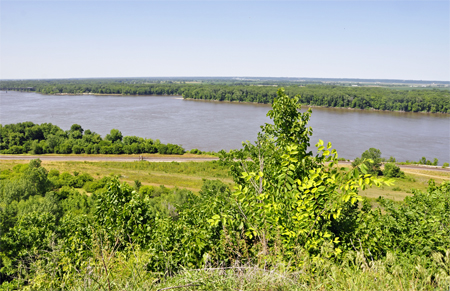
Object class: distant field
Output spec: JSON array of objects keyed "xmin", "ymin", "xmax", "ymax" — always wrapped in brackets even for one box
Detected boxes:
[
  {"xmin": 1, "ymin": 160, "xmax": 448, "ymax": 202},
  {"xmin": 0, "ymin": 160, "xmax": 232, "ymax": 193},
  {"xmin": 383, "ymin": 86, "xmax": 449, "ymax": 91}
]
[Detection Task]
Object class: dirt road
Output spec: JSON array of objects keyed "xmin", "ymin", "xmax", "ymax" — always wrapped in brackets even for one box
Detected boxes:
[
  {"xmin": 337, "ymin": 161, "xmax": 450, "ymax": 173},
  {"xmin": 1, "ymin": 155, "xmax": 448, "ymax": 173}
]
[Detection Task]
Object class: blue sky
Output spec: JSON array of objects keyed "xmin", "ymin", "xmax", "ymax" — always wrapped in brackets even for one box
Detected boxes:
[{"xmin": 1, "ymin": 1, "xmax": 448, "ymax": 80}]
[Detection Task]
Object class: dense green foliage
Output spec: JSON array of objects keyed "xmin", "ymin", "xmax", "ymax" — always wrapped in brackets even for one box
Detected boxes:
[
  {"xmin": 0, "ymin": 160, "xmax": 192, "ymax": 287},
  {"xmin": 2, "ymin": 79, "xmax": 449, "ymax": 113},
  {"xmin": 0, "ymin": 122, "xmax": 185, "ymax": 155},
  {"xmin": 355, "ymin": 180, "xmax": 450, "ymax": 258},
  {"xmin": 1, "ymin": 89, "xmax": 449, "ymax": 290}
]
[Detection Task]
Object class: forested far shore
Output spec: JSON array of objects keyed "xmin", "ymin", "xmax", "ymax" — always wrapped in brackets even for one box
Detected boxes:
[{"xmin": 1, "ymin": 79, "xmax": 449, "ymax": 113}]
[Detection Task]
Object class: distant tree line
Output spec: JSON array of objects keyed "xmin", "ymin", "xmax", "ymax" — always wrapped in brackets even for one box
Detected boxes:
[
  {"xmin": 0, "ymin": 122, "xmax": 185, "ymax": 155},
  {"xmin": 1, "ymin": 79, "xmax": 449, "ymax": 113},
  {"xmin": 182, "ymin": 85, "xmax": 450, "ymax": 113}
]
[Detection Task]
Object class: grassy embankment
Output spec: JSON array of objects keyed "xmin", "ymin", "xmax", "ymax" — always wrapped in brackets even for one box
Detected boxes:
[{"xmin": 1, "ymin": 159, "xmax": 448, "ymax": 201}]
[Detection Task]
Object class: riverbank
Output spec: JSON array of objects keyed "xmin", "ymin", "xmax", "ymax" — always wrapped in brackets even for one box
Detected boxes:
[{"xmin": 0, "ymin": 153, "xmax": 218, "ymax": 162}]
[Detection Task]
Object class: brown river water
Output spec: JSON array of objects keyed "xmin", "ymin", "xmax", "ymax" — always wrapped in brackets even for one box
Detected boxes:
[{"xmin": 1, "ymin": 91, "xmax": 449, "ymax": 164}]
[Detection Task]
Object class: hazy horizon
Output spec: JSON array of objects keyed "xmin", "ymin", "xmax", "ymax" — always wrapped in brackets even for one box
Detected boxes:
[
  {"xmin": 1, "ymin": 76, "xmax": 449, "ymax": 83},
  {"xmin": 1, "ymin": 1, "xmax": 449, "ymax": 81}
]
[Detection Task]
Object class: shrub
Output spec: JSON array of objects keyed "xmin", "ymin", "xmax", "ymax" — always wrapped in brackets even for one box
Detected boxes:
[
  {"xmin": 139, "ymin": 185, "xmax": 155, "ymax": 197},
  {"xmin": 59, "ymin": 142, "xmax": 72, "ymax": 154},
  {"xmin": 157, "ymin": 144, "xmax": 168, "ymax": 154},
  {"xmin": 383, "ymin": 163, "xmax": 405, "ymax": 178},
  {"xmin": 166, "ymin": 144, "xmax": 184, "ymax": 155},
  {"xmin": 387, "ymin": 156, "xmax": 396, "ymax": 162},
  {"xmin": 112, "ymin": 143, "xmax": 124, "ymax": 154},
  {"xmin": 105, "ymin": 129, "xmax": 123, "ymax": 142},
  {"xmin": 144, "ymin": 142, "xmax": 157, "ymax": 153},
  {"xmin": 190, "ymin": 148, "xmax": 201, "ymax": 154},
  {"xmin": 130, "ymin": 143, "xmax": 140, "ymax": 154},
  {"xmin": 48, "ymin": 169, "xmax": 60, "ymax": 178},
  {"xmin": 84, "ymin": 144, "xmax": 93, "ymax": 154},
  {"xmin": 99, "ymin": 146, "xmax": 113, "ymax": 154},
  {"xmin": 31, "ymin": 141, "xmax": 43, "ymax": 155},
  {"xmin": 123, "ymin": 145, "xmax": 133, "ymax": 154},
  {"xmin": 355, "ymin": 181, "xmax": 450, "ymax": 258},
  {"xmin": 92, "ymin": 144, "xmax": 100, "ymax": 154},
  {"xmin": 7, "ymin": 145, "xmax": 23, "ymax": 154},
  {"xmin": 72, "ymin": 145, "xmax": 83, "ymax": 154}
]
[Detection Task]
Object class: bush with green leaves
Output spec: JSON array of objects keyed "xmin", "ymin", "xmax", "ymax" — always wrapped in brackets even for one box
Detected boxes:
[
  {"xmin": 0, "ymin": 159, "xmax": 51, "ymax": 205},
  {"xmin": 48, "ymin": 170, "xmax": 94, "ymax": 188},
  {"xmin": 218, "ymin": 89, "xmax": 391, "ymax": 261},
  {"xmin": 143, "ymin": 179, "xmax": 241, "ymax": 272},
  {"xmin": 351, "ymin": 180, "xmax": 450, "ymax": 259},
  {"xmin": 383, "ymin": 162, "xmax": 405, "ymax": 178}
]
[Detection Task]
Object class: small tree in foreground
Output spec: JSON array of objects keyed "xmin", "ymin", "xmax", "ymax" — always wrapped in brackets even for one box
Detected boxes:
[{"xmin": 219, "ymin": 88, "xmax": 392, "ymax": 259}]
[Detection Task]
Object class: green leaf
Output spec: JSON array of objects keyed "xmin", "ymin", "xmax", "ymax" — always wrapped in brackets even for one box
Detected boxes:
[{"xmin": 360, "ymin": 163, "xmax": 368, "ymax": 174}]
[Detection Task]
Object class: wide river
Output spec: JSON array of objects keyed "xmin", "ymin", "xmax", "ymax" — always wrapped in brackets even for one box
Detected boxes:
[{"xmin": 1, "ymin": 91, "xmax": 449, "ymax": 164}]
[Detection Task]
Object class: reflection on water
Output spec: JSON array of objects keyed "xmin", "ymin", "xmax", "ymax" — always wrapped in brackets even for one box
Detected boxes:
[{"xmin": 1, "ymin": 91, "xmax": 449, "ymax": 163}]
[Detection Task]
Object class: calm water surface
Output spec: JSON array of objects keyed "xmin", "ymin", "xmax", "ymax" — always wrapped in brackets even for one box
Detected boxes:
[{"xmin": 1, "ymin": 91, "xmax": 449, "ymax": 163}]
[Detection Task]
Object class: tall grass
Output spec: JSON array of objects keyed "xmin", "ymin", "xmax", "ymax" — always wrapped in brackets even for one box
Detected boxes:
[
  {"xmin": 20, "ymin": 243, "xmax": 450, "ymax": 291},
  {"xmin": 94, "ymin": 160, "xmax": 230, "ymax": 178},
  {"xmin": 10, "ymin": 228, "xmax": 449, "ymax": 291}
]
